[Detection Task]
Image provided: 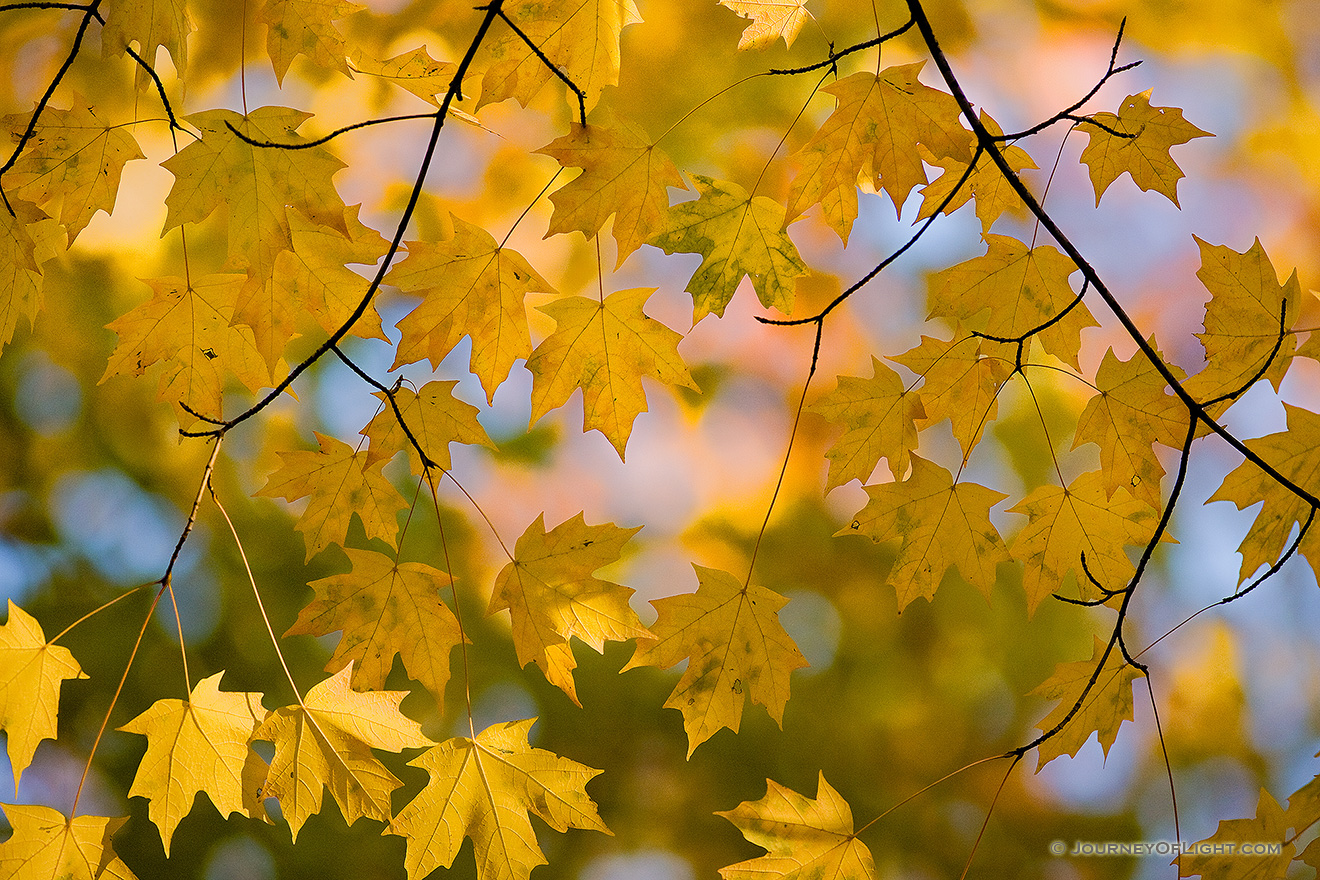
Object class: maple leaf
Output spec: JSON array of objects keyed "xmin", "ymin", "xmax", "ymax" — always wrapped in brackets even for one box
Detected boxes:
[
  {"xmin": 647, "ymin": 174, "xmax": 806, "ymax": 320},
  {"xmin": 890, "ymin": 328, "xmax": 1013, "ymax": 459},
  {"xmin": 162, "ymin": 107, "xmax": 347, "ymax": 365},
  {"xmin": 624, "ymin": 565, "xmax": 806, "ymax": 756},
  {"xmin": 360, "ymin": 380, "xmax": 495, "ymax": 474},
  {"xmin": 0, "ymin": 600, "xmax": 86, "ymax": 787},
  {"xmin": 489, "ymin": 513, "xmax": 647, "ymax": 705},
  {"xmin": 0, "ymin": 805, "xmax": 136, "ymax": 880},
  {"xmin": 478, "ymin": 0, "xmax": 641, "ymax": 114},
  {"xmin": 0, "ymin": 199, "xmax": 46, "ymax": 360},
  {"xmin": 526, "ymin": 287, "xmax": 697, "ymax": 459},
  {"xmin": 101, "ymin": 0, "xmax": 191, "ymax": 89},
  {"xmin": 388, "ymin": 718, "xmax": 610, "ymax": 880},
  {"xmin": 254, "ymin": 664, "xmax": 432, "ymax": 840},
  {"xmin": 257, "ymin": 432, "xmax": 408, "ymax": 560},
  {"xmin": 1073, "ymin": 342, "xmax": 1189, "ymax": 509},
  {"xmin": 1032, "ymin": 636, "xmax": 1144, "ymax": 768},
  {"xmin": 269, "ymin": 205, "xmax": 390, "ymax": 343},
  {"xmin": 927, "ymin": 233, "xmax": 1097, "ymax": 369},
  {"xmin": 1009, "ymin": 471, "xmax": 1165, "ymax": 613},
  {"xmin": 1183, "ymin": 236, "xmax": 1300, "ymax": 406},
  {"xmin": 538, "ymin": 119, "xmax": 685, "ymax": 267},
  {"xmin": 2, "ymin": 99, "xmax": 145, "ymax": 243},
  {"xmin": 1209, "ymin": 404, "xmax": 1320, "ymax": 583},
  {"xmin": 388, "ymin": 214, "xmax": 556, "ymax": 402},
  {"xmin": 839, "ymin": 455, "xmax": 1009, "ymax": 610},
  {"xmin": 916, "ymin": 112, "xmax": 1037, "ymax": 232},
  {"xmin": 717, "ymin": 773, "xmax": 875, "ymax": 880},
  {"xmin": 351, "ymin": 47, "xmax": 456, "ymax": 107},
  {"xmin": 718, "ymin": 0, "xmax": 811, "ymax": 50},
  {"xmin": 100, "ymin": 274, "xmax": 271, "ymax": 425},
  {"xmin": 118, "ymin": 672, "xmax": 268, "ymax": 854},
  {"xmin": 1079, "ymin": 91, "xmax": 1211, "ymax": 206},
  {"xmin": 259, "ymin": 0, "xmax": 363, "ymax": 84},
  {"xmin": 813, "ymin": 356, "xmax": 925, "ymax": 490},
  {"xmin": 285, "ymin": 548, "xmax": 466, "ymax": 702},
  {"xmin": 787, "ymin": 64, "xmax": 970, "ymax": 242},
  {"xmin": 1178, "ymin": 790, "xmax": 1293, "ymax": 879}
]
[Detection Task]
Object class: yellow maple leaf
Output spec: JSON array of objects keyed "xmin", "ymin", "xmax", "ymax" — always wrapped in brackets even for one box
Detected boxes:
[
  {"xmin": 647, "ymin": 174, "xmax": 805, "ymax": 320},
  {"xmin": 717, "ymin": 0, "xmax": 811, "ymax": 50},
  {"xmin": 489, "ymin": 513, "xmax": 647, "ymax": 706},
  {"xmin": 538, "ymin": 119, "xmax": 685, "ymax": 267},
  {"xmin": 1032, "ymin": 636, "xmax": 1144, "ymax": 769},
  {"xmin": 1073, "ymin": 342, "xmax": 1189, "ymax": 509},
  {"xmin": 1079, "ymin": 90, "xmax": 1211, "ymax": 206},
  {"xmin": 889, "ymin": 328, "xmax": 1013, "ymax": 459},
  {"xmin": 527, "ymin": 287, "xmax": 697, "ymax": 459},
  {"xmin": 388, "ymin": 214, "xmax": 556, "ymax": 403},
  {"xmin": 351, "ymin": 47, "xmax": 456, "ymax": 107},
  {"xmin": 717, "ymin": 773, "xmax": 875, "ymax": 880},
  {"xmin": 268, "ymin": 205, "xmax": 390, "ymax": 344},
  {"xmin": 916, "ymin": 112, "xmax": 1037, "ymax": 232},
  {"xmin": 624, "ymin": 565, "xmax": 807, "ymax": 756},
  {"xmin": 360, "ymin": 379, "xmax": 495, "ymax": 474},
  {"xmin": 285, "ymin": 548, "xmax": 466, "ymax": 702},
  {"xmin": 0, "ymin": 199, "xmax": 47, "ymax": 359},
  {"xmin": 1009, "ymin": 471, "xmax": 1165, "ymax": 613},
  {"xmin": 1179, "ymin": 790, "xmax": 1294, "ymax": 879},
  {"xmin": 0, "ymin": 805, "xmax": 136, "ymax": 880},
  {"xmin": 100, "ymin": 0, "xmax": 191, "ymax": 89},
  {"xmin": 258, "ymin": 0, "xmax": 364, "ymax": 84},
  {"xmin": 118, "ymin": 672, "xmax": 268, "ymax": 855},
  {"xmin": 257, "ymin": 432, "xmax": 408, "ymax": 560},
  {"xmin": 100, "ymin": 274, "xmax": 272, "ymax": 425},
  {"xmin": 1184, "ymin": 236, "xmax": 1300, "ymax": 405},
  {"xmin": 813, "ymin": 356, "xmax": 925, "ymax": 490},
  {"xmin": 478, "ymin": 0, "xmax": 641, "ymax": 114},
  {"xmin": 839, "ymin": 455, "xmax": 1009, "ymax": 609},
  {"xmin": 1209, "ymin": 404, "xmax": 1320, "ymax": 583},
  {"xmin": 1, "ymin": 99, "xmax": 145, "ymax": 243},
  {"xmin": 0, "ymin": 601, "xmax": 85, "ymax": 788},
  {"xmin": 787, "ymin": 64, "xmax": 969, "ymax": 242},
  {"xmin": 254, "ymin": 664, "xmax": 432, "ymax": 840},
  {"xmin": 388, "ymin": 718, "xmax": 610, "ymax": 880},
  {"xmin": 927, "ymin": 233, "xmax": 1097, "ymax": 369},
  {"xmin": 162, "ymin": 107, "xmax": 347, "ymax": 366}
]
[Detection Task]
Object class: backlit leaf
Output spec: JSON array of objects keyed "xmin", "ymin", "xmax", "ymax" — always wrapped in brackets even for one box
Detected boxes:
[
  {"xmin": 1032, "ymin": 636, "xmax": 1144, "ymax": 768},
  {"xmin": 717, "ymin": 0, "xmax": 811, "ymax": 50},
  {"xmin": 388, "ymin": 718, "xmax": 610, "ymax": 880},
  {"xmin": 0, "ymin": 601, "xmax": 86, "ymax": 787},
  {"xmin": 118, "ymin": 672, "xmax": 268, "ymax": 854},
  {"xmin": 254, "ymin": 664, "xmax": 432, "ymax": 840},
  {"xmin": 1178, "ymin": 790, "xmax": 1293, "ymax": 879},
  {"xmin": 839, "ymin": 455, "xmax": 1009, "ymax": 609},
  {"xmin": 814, "ymin": 356, "xmax": 925, "ymax": 490},
  {"xmin": 257, "ymin": 432, "xmax": 408, "ymax": 560},
  {"xmin": 648, "ymin": 174, "xmax": 805, "ymax": 320},
  {"xmin": 1079, "ymin": 91, "xmax": 1211, "ymax": 206},
  {"xmin": 360, "ymin": 379, "xmax": 495, "ymax": 474},
  {"xmin": 259, "ymin": 0, "xmax": 364, "ymax": 83},
  {"xmin": 490, "ymin": 513, "xmax": 647, "ymax": 705},
  {"xmin": 527, "ymin": 287, "xmax": 697, "ymax": 459},
  {"xmin": 0, "ymin": 806, "xmax": 135, "ymax": 880},
  {"xmin": 624, "ymin": 565, "xmax": 807, "ymax": 756},
  {"xmin": 717, "ymin": 773, "xmax": 875, "ymax": 880}
]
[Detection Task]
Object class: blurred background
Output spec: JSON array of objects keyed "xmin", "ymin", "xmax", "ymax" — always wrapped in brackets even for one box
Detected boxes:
[{"xmin": 1, "ymin": 0, "xmax": 1319, "ymax": 878}]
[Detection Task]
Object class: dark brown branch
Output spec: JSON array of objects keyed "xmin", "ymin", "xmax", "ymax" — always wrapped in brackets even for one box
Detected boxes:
[
  {"xmin": 0, "ymin": 0, "xmax": 103, "ymax": 215},
  {"xmin": 123, "ymin": 43, "xmax": 183, "ymax": 131},
  {"xmin": 0, "ymin": 1, "xmax": 93, "ymax": 10},
  {"xmin": 768, "ymin": 19, "xmax": 915, "ymax": 76},
  {"xmin": 994, "ymin": 19, "xmax": 1142, "ymax": 141},
  {"xmin": 1218, "ymin": 508, "xmax": 1315, "ymax": 606},
  {"xmin": 904, "ymin": 0, "xmax": 1320, "ymax": 513},
  {"xmin": 180, "ymin": 0, "xmax": 506, "ymax": 439},
  {"xmin": 330, "ymin": 345, "xmax": 440, "ymax": 471},
  {"xmin": 225, "ymin": 112, "xmax": 439, "ymax": 150},
  {"xmin": 759, "ymin": 141, "xmax": 985, "ymax": 327},
  {"xmin": 490, "ymin": 5, "xmax": 587, "ymax": 126}
]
